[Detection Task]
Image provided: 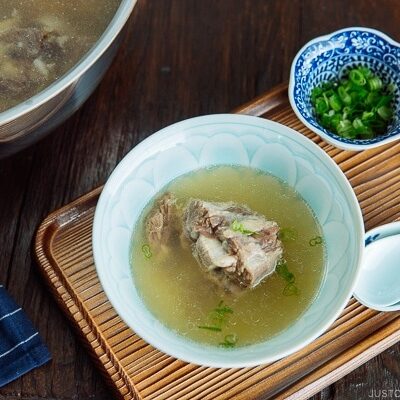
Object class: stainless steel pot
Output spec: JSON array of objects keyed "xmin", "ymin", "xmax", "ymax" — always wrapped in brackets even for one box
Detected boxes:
[{"xmin": 0, "ymin": 0, "xmax": 137, "ymax": 157}]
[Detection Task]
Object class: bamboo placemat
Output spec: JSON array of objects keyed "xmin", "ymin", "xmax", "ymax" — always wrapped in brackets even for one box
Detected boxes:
[{"xmin": 35, "ymin": 83, "xmax": 400, "ymax": 400}]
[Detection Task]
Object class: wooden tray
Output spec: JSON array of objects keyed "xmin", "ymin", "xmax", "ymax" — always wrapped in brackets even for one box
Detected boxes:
[{"xmin": 35, "ymin": 83, "xmax": 400, "ymax": 400}]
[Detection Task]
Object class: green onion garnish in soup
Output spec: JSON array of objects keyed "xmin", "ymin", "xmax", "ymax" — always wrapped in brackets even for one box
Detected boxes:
[
  {"xmin": 198, "ymin": 325, "xmax": 222, "ymax": 332},
  {"xmin": 309, "ymin": 236, "xmax": 323, "ymax": 247},
  {"xmin": 231, "ymin": 220, "xmax": 256, "ymax": 236},
  {"xmin": 283, "ymin": 283, "xmax": 300, "ymax": 296},
  {"xmin": 141, "ymin": 244, "xmax": 152, "ymax": 259},
  {"xmin": 278, "ymin": 227, "xmax": 298, "ymax": 242},
  {"xmin": 219, "ymin": 334, "xmax": 238, "ymax": 348},
  {"xmin": 276, "ymin": 260, "xmax": 299, "ymax": 296},
  {"xmin": 198, "ymin": 301, "xmax": 234, "ymax": 332},
  {"xmin": 310, "ymin": 67, "xmax": 394, "ymax": 139}
]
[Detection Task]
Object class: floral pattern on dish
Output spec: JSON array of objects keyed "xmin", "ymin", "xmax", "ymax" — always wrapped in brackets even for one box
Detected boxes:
[{"xmin": 289, "ymin": 28, "xmax": 400, "ymax": 150}]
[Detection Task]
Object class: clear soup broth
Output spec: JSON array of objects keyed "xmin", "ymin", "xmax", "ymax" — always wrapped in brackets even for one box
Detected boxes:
[
  {"xmin": 0, "ymin": 0, "xmax": 121, "ymax": 112},
  {"xmin": 131, "ymin": 165, "xmax": 325, "ymax": 348}
]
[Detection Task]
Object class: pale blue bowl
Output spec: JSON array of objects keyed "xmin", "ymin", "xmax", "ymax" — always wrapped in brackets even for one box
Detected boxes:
[
  {"xmin": 93, "ymin": 114, "xmax": 364, "ymax": 367},
  {"xmin": 289, "ymin": 27, "xmax": 400, "ymax": 151}
]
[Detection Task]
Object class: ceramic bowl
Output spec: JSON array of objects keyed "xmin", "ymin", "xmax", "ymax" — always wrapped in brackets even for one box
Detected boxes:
[
  {"xmin": 354, "ymin": 221, "xmax": 400, "ymax": 311},
  {"xmin": 289, "ymin": 27, "xmax": 400, "ymax": 151},
  {"xmin": 92, "ymin": 114, "xmax": 364, "ymax": 367}
]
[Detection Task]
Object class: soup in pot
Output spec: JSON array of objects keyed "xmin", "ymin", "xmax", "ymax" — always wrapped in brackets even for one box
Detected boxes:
[{"xmin": 0, "ymin": 0, "xmax": 121, "ymax": 112}]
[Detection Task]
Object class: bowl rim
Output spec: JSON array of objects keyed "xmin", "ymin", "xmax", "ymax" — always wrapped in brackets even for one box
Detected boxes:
[
  {"xmin": 353, "ymin": 221, "xmax": 400, "ymax": 311},
  {"xmin": 0, "ymin": 0, "xmax": 137, "ymax": 124},
  {"xmin": 92, "ymin": 114, "xmax": 365, "ymax": 368},
  {"xmin": 288, "ymin": 26, "xmax": 400, "ymax": 151}
]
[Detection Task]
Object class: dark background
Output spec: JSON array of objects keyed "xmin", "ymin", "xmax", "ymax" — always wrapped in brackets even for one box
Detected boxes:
[{"xmin": 1, "ymin": 1, "xmax": 399, "ymax": 399}]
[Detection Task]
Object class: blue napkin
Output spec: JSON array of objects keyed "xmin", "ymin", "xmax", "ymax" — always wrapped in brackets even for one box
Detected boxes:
[{"xmin": 0, "ymin": 284, "xmax": 51, "ymax": 387}]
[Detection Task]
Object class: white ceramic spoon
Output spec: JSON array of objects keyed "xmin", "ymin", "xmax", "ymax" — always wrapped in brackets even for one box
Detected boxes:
[{"xmin": 354, "ymin": 234, "xmax": 400, "ymax": 311}]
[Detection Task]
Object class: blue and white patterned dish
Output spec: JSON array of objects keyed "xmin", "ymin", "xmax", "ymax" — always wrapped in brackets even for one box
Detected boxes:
[
  {"xmin": 92, "ymin": 114, "xmax": 364, "ymax": 368},
  {"xmin": 289, "ymin": 27, "xmax": 400, "ymax": 151},
  {"xmin": 364, "ymin": 221, "xmax": 400, "ymax": 247}
]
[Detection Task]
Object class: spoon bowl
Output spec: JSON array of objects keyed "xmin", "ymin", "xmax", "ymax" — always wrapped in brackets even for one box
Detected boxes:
[{"xmin": 354, "ymin": 234, "xmax": 400, "ymax": 311}]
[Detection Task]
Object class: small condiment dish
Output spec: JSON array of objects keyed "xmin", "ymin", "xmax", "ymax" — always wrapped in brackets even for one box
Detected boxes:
[
  {"xmin": 354, "ymin": 221, "xmax": 400, "ymax": 311},
  {"xmin": 289, "ymin": 27, "xmax": 400, "ymax": 151}
]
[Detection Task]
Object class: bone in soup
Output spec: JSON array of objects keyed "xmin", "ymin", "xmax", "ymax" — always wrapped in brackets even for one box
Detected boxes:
[
  {"xmin": 131, "ymin": 165, "xmax": 325, "ymax": 348},
  {"xmin": 0, "ymin": 0, "xmax": 120, "ymax": 112}
]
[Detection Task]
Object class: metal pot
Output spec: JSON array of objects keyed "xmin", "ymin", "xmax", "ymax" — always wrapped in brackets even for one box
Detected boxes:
[{"xmin": 0, "ymin": 0, "xmax": 137, "ymax": 158}]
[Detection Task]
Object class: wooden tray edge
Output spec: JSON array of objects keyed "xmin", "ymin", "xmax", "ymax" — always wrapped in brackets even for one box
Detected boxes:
[
  {"xmin": 288, "ymin": 320, "xmax": 400, "ymax": 399},
  {"xmin": 34, "ymin": 189, "xmax": 139, "ymax": 400},
  {"xmin": 33, "ymin": 84, "xmax": 400, "ymax": 400}
]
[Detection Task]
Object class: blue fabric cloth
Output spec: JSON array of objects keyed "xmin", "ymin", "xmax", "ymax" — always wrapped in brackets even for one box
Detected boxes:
[{"xmin": 0, "ymin": 285, "xmax": 51, "ymax": 387}]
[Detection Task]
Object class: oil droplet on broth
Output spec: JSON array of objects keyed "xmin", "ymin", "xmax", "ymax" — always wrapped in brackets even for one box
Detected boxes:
[{"xmin": 131, "ymin": 165, "xmax": 325, "ymax": 347}]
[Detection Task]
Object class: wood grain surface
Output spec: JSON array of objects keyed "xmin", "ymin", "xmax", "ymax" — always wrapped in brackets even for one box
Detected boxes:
[
  {"xmin": 0, "ymin": 0, "xmax": 400, "ymax": 399},
  {"xmin": 34, "ymin": 84, "xmax": 400, "ymax": 400}
]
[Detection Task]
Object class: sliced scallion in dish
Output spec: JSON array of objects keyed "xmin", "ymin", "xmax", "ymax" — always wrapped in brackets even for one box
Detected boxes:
[{"xmin": 310, "ymin": 67, "xmax": 394, "ymax": 140}]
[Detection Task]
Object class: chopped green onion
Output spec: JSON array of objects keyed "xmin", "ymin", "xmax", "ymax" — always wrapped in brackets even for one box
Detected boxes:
[
  {"xmin": 357, "ymin": 88, "xmax": 369, "ymax": 100},
  {"xmin": 219, "ymin": 334, "xmax": 238, "ymax": 348},
  {"xmin": 349, "ymin": 69, "xmax": 366, "ymax": 86},
  {"xmin": 377, "ymin": 105, "xmax": 392, "ymax": 121},
  {"xmin": 338, "ymin": 86, "xmax": 351, "ymax": 105},
  {"xmin": 311, "ymin": 87, "xmax": 323, "ymax": 102},
  {"xmin": 278, "ymin": 227, "xmax": 298, "ymax": 242},
  {"xmin": 337, "ymin": 120, "xmax": 355, "ymax": 138},
  {"xmin": 276, "ymin": 260, "xmax": 295, "ymax": 283},
  {"xmin": 315, "ymin": 97, "xmax": 329, "ymax": 114},
  {"xmin": 358, "ymin": 66, "xmax": 373, "ymax": 79},
  {"xmin": 329, "ymin": 113, "xmax": 342, "ymax": 130},
  {"xmin": 198, "ymin": 325, "xmax": 222, "ymax": 332},
  {"xmin": 276, "ymin": 260, "xmax": 299, "ymax": 295},
  {"xmin": 377, "ymin": 95, "xmax": 393, "ymax": 107},
  {"xmin": 361, "ymin": 111, "xmax": 375, "ymax": 122},
  {"xmin": 368, "ymin": 76, "xmax": 383, "ymax": 91},
  {"xmin": 309, "ymin": 236, "xmax": 323, "ymax": 246},
  {"xmin": 387, "ymin": 83, "xmax": 396, "ymax": 93},
  {"xmin": 329, "ymin": 93, "xmax": 342, "ymax": 111},
  {"xmin": 283, "ymin": 283, "xmax": 300, "ymax": 296},
  {"xmin": 210, "ymin": 301, "xmax": 233, "ymax": 322},
  {"xmin": 141, "ymin": 244, "xmax": 152, "ymax": 259},
  {"xmin": 352, "ymin": 118, "xmax": 364, "ymax": 130},
  {"xmin": 231, "ymin": 220, "xmax": 256, "ymax": 236},
  {"xmin": 200, "ymin": 301, "xmax": 234, "ymax": 333},
  {"xmin": 310, "ymin": 67, "xmax": 394, "ymax": 140},
  {"xmin": 324, "ymin": 89, "xmax": 335, "ymax": 98},
  {"xmin": 366, "ymin": 91, "xmax": 380, "ymax": 106}
]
